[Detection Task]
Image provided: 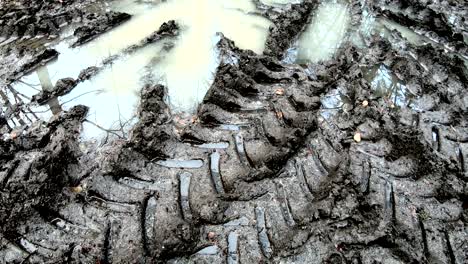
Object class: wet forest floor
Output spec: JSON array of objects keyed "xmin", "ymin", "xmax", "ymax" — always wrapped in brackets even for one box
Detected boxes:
[{"xmin": 0, "ymin": 0, "xmax": 467, "ymax": 263}]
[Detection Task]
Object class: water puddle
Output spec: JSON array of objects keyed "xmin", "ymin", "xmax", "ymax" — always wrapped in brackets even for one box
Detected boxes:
[
  {"xmin": 296, "ymin": 1, "xmax": 350, "ymax": 63},
  {"xmin": 352, "ymin": 7, "xmax": 468, "ymax": 60},
  {"xmin": 108, "ymin": 0, "xmax": 159, "ymax": 15},
  {"xmin": 13, "ymin": 41, "xmax": 170, "ymax": 139},
  {"xmin": 319, "ymin": 86, "xmax": 351, "ymax": 119},
  {"xmin": 196, "ymin": 245, "xmax": 219, "ymax": 255},
  {"xmin": 155, "ymin": 159, "xmax": 204, "ymax": 169},
  {"xmin": 11, "ymin": 0, "xmax": 273, "ymax": 139},
  {"xmin": 196, "ymin": 142, "xmax": 230, "ymax": 149},
  {"xmin": 351, "ymin": 8, "xmax": 426, "ymax": 48},
  {"xmin": 379, "ymin": 19, "xmax": 426, "ymax": 45},
  {"xmin": 364, "ymin": 65, "xmax": 414, "ymax": 108},
  {"xmin": 218, "ymin": 124, "xmax": 251, "ymax": 131},
  {"xmin": 260, "ymin": 0, "xmax": 301, "ymax": 7}
]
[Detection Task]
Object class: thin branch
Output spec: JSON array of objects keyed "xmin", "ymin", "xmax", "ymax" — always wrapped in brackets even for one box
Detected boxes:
[
  {"xmin": 84, "ymin": 119, "xmax": 125, "ymax": 139},
  {"xmin": 60, "ymin": 90, "xmax": 104, "ymax": 106},
  {"xmin": 17, "ymin": 80, "xmax": 42, "ymax": 91}
]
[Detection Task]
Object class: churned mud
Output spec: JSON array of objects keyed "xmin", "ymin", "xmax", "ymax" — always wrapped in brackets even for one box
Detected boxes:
[{"xmin": 0, "ymin": 0, "xmax": 467, "ymax": 263}]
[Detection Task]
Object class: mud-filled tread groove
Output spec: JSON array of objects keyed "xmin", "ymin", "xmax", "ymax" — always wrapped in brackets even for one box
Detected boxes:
[
  {"xmin": 227, "ymin": 232, "xmax": 239, "ymax": 264},
  {"xmin": 18, "ymin": 238, "xmax": 37, "ymax": 254},
  {"xmin": 117, "ymin": 177, "xmax": 159, "ymax": 191},
  {"xmin": 418, "ymin": 217, "xmax": 429, "ymax": 257},
  {"xmin": 360, "ymin": 159, "xmax": 371, "ymax": 193},
  {"xmin": 311, "ymin": 149, "xmax": 330, "ymax": 177},
  {"xmin": 295, "ymin": 161, "xmax": 315, "ymax": 200},
  {"xmin": 0, "ymin": 159, "xmax": 20, "ymax": 189},
  {"xmin": 432, "ymin": 126, "xmax": 441, "ymax": 151},
  {"xmin": 143, "ymin": 196, "xmax": 157, "ymax": 255},
  {"xmin": 255, "ymin": 207, "xmax": 273, "ymax": 259},
  {"xmin": 179, "ymin": 172, "xmax": 193, "ymax": 221},
  {"xmin": 64, "ymin": 243, "xmax": 76, "ymax": 264},
  {"xmin": 210, "ymin": 151, "xmax": 226, "ymax": 195},
  {"xmin": 234, "ymin": 134, "xmax": 251, "ymax": 167},
  {"xmin": 102, "ymin": 223, "xmax": 111, "ymax": 264},
  {"xmin": 275, "ymin": 181, "xmax": 296, "ymax": 227},
  {"xmin": 384, "ymin": 180, "xmax": 395, "ymax": 222},
  {"xmin": 106, "ymin": 220, "xmax": 123, "ymax": 263},
  {"xmin": 458, "ymin": 146, "xmax": 465, "ymax": 173},
  {"xmin": 444, "ymin": 231, "xmax": 457, "ymax": 264}
]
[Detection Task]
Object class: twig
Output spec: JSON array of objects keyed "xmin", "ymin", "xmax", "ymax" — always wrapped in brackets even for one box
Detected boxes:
[
  {"xmin": 84, "ymin": 119, "xmax": 125, "ymax": 139},
  {"xmin": 60, "ymin": 90, "xmax": 104, "ymax": 106}
]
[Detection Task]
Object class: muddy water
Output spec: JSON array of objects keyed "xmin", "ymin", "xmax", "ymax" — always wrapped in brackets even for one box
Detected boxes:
[
  {"xmin": 13, "ymin": 0, "xmax": 272, "ymax": 139},
  {"xmin": 296, "ymin": 2, "xmax": 350, "ymax": 63},
  {"xmin": 319, "ymin": 64, "xmax": 413, "ymax": 121},
  {"xmin": 351, "ymin": 8, "xmax": 468, "ymax": 58},
  {"xmin": 63, "ymin": 42, "xmax": 171, "ymax": 139},
  {"xmin": 12, "ymin": 41, "xmax": 170, "ymax": 139},
  {"xmin": 364, "ymin": 65, "xmax": 413, "ymax": 108},
  {"xmin": 260, "ymin": 0, "xmax": 301, "ymax": 6},
  {"xmin": 379, "ymin": 19, "xmax": 425, "ymax": 45},
  {"xmin": 352, "ymin": 11, "xmax": 425, "ymax": 48},
  {"xmin": 146, "ymin": 0, "xmax": 271, "ymax": 112},
  {"xmin": 320, "ymin": 88, "xmax": 347, "ymax": 119}
]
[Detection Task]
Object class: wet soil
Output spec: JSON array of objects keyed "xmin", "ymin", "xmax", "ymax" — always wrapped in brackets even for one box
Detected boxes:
[{"xmin": 0, "ymin": 0, "xmax": 467, "ymax": 263}]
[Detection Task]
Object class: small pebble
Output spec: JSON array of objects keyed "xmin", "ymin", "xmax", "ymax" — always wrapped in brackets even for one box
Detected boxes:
[
  {"xmin": 362, "ymin": 100, "xmax": 369, "ymax": 107},
  {"xmin": 354, "ymin": 132, "xmax": 362, "ymax": 143}
]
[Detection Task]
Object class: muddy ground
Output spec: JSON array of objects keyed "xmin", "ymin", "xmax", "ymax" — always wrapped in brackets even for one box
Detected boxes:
[{"xmin": 0, "ymin": 0, "xmax": 467, "ymax": 263}]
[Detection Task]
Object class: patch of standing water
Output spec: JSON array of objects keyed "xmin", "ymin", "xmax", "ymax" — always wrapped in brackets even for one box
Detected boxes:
[
  {"xmin": 63, "ymin": 42, "xmax": 171, "ymax": 139},
  {"xmin": 13, "ymin": 41, "xmax": 171, "ymax": 139},
  {"xmin": 259, "ymin": 0, "xmax": 302, "ymax": 7},
  {"xmin": 12, "ymin": 0, "xmax": 273, "ymax": 139},
  {"xmin": 350, "ymin": 6, "xmax": 429, "ymax": 48},
  {"xmin": 351, "ymin": 7, "xmax": 467, "ymax": 55},
  {"xmin": 296, "ymin": 1, "xmax": 350, "ymax": 63},
  {"xmin": 145, "ymin": 0, "xmax": 271, "ymax": 112},
  {"xmin": 364, "ymin": 65, "xmax": 414, "ymax": 108},
  {"xmin": 196, "ymin": 142, "xmax": 230, "ymax": 149},
  {"xmin": 319, "ymin": 86, "xmax": 351, "ymax": 120},
  {"xmin": 379, "ymin": 19, "xmax": 426, "ymax": 45},
  {"xmin": 107, "ymin": 0, "xmax": 159, "ymax": 15},
  {"xmin": 155, "ymin": 159, "xmax": 204, "ymax": 169}
]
